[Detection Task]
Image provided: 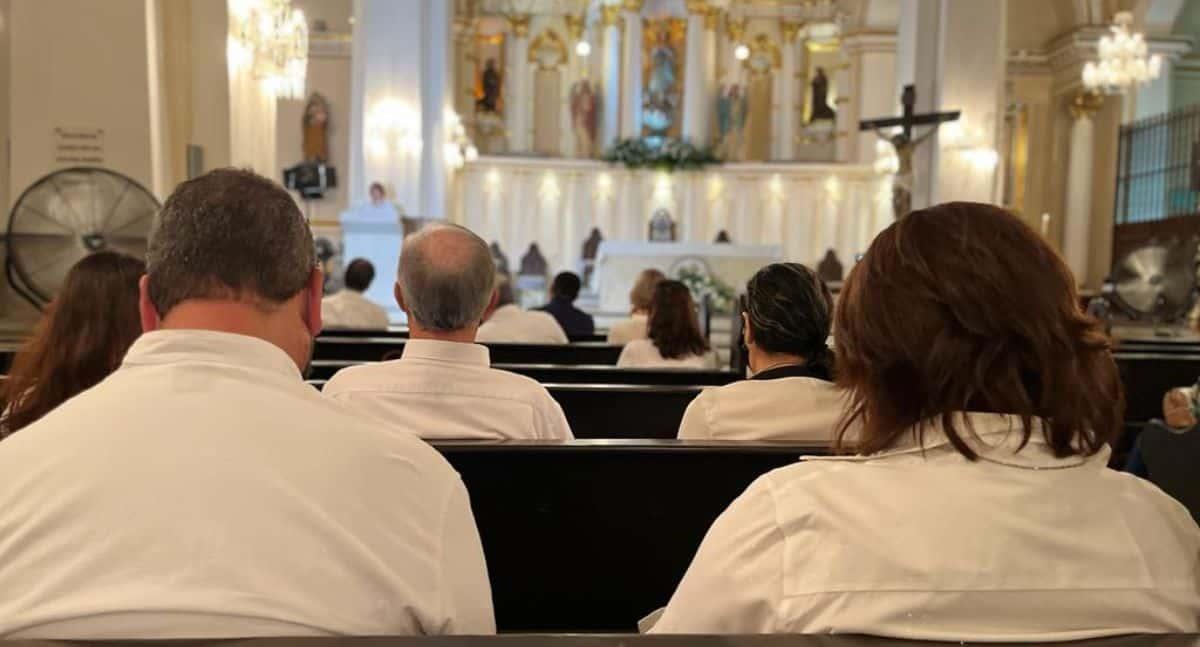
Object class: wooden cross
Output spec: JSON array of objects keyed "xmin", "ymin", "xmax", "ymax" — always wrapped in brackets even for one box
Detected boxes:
[{"xmin": 859, "ymin": 84, "xmax": 960, "ymax": 140}]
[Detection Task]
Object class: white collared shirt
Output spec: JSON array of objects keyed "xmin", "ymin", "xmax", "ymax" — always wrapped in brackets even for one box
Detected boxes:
[
  {"xmin": 617, "ymin": 338, "xmax": 716, "ymax": 369},
  {"xmin": 606, "ymin": 313, "xmax": 648, "ymax": 346},
  {"xmin": 651, "ymin": 412, "xmax": 1200, "ymax": 639},
  {"xmin": 321, "ymin": 289, "xmax": 391, "ymax": 330},
  {"xmin": 476, "ymin": 304, "xmax": 568, "ymax": 344},
  {"xmin": 323, "ymin": 338, "xmax": 573, "ymax": 441},
  {"xmin": 678, "ymin": 375, "xmax": 848, "ymax": 442},
  {"xmin": 0, "ymin": 330, "xmax": 494, "ymax": 639}
]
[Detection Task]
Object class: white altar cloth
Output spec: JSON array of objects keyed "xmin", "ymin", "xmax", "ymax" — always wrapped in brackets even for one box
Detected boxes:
[{"xmin": 594, "ymin": 241, "xmax": 782, "ymax": 313}]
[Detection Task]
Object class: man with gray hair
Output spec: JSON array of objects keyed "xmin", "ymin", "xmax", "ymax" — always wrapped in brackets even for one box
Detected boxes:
[
  {"xmin": 0, "ymin": 169, "xmax": 494, "ymax": 637},
  {"xmin": 325, "ymin": 223, "xmax": 572, "ymax": 440}
]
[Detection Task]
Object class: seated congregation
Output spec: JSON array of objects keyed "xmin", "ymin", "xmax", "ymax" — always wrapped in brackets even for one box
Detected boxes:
[{"xmin": 0, "ymin": 168, "xmax": 1196, "ymax": 640}]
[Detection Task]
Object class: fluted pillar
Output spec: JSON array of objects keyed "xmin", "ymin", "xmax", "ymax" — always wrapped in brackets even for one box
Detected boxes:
[
  {"xmin": 600, "ymin": 4, "xmax": 622, "ymax": 148},
  {"xmin": 505, "ymin": 14, "xmax": 531, "ymax": 152},
  {"xmin": 775, "ymin": 22, "xmax": 801, "ymax": 160},
  {"xmin": 619, "ymin": 0, "xmax": 644, "ymax": 139},
  {"xmin": 682, "ymin": 1, "xmax": 708, "ymax": 144},
  {"xmin": 1063, "ymin": 92, "xmax": 1102, "ymax": 286}
]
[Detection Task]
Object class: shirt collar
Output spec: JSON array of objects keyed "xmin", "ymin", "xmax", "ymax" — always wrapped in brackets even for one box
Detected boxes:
[
  {"xmin": 804, "ymin": 412, "xmax": 1108, "ymax": 470},
  {"xmin": 751, "ymin": 363, "xmax": 831, "ymax": 382},
  {"xmin": 493, "ymin": 304, "xmax": 521, "ymax": 317},
  {"xmin": 401, "ymin": 338, "xmax": 491, "ymax": 367},
  {"xmin": 121, "ymin": 329, "xmax": 302, "ymax": 379}
]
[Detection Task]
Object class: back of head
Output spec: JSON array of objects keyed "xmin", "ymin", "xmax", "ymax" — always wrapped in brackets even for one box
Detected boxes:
[
  {"xmin": 550, "ymin": 272, "xmax": 582, "ymax": 302},
  {"xmin": 629, "ymin": 268, "xmax": 666, "ymax": 312},
  {"xmin": 648, "ymin": 280, "xmax": 709, "ymax": 359},
  {"xmin": 834, "ymin": 202, "xmax": 1122, "ymax": 458},
  {"xmin": 744, "ymin": 263, "xmax": 834, "ymax": 378},
  {"xmin": 343, "ymin": 258, "xmax": 376, "ymax": 293},
  {"xmin": 148, "ymin": 168, "xmax": 315, "ymax": 317},
  {"xmin": 1, "ymin": 251, "xmax": 145, "ymax": 435},
  {"xmin": 398, "ymin": 224, "xmax": 496, "ymax": 331}
]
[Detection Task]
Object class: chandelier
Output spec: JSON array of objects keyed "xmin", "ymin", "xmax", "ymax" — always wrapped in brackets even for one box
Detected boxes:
[
  {"xmin": 1081, "ymin": 11, "xmax": 1162, "ymax": 95},
  {"xmin": 228, "ymin": 0, "xmax": 308, "ymax": 100}
]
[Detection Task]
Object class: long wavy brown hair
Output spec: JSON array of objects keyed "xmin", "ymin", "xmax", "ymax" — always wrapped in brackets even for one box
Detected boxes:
[
  {"xmin": 833, "ymin": 202, "xmax": 1123, "ymax": 459},
  {"xmin": 1, "ymin": 251, "xmax": 145, "ymax": 436},
  {"xmin": 648, "ymin": 280, "xmax": 710, "ymax": 360}
]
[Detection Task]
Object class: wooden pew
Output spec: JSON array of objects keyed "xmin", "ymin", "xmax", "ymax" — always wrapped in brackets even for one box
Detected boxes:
[
  {"xmin": 305, "ymin": 380, "xmax": 703, "ymax": 440},
  {"xmin": 320, "ymin": 329, "xmax": 608, "ymax": 343},
  {"xmin": 433, "ymin": 439, "xmax": 829, "ymax": 632},
  {"xmin": 314, "ymin": 337, "xmax": 623, "ymax": 365},
  {"xmin": 307, "ymin": 359, "xmax": 740, "ymax": 386}
]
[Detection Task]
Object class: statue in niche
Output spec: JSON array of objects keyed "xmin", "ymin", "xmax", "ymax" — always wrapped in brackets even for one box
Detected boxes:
[
  {"xmin": 643, "ymin": 29, "xmax": 678, "ymax": 139},
  {"xmin": 648, "ymin": 209, "xmax": 677, "ymax": 242},
  {"xmin": 570, "ymin": 80, "xmax": 599, "ymax": 158},
  {"xmin": 716, "ymin": 84, "xmax": 749, "ymax": 161},
  {"xmin": 809, "ymin": 67, "xmax": 837, "ymax": 123},
  {"xmin": 302, "ymin": 93, "xmax": 332, "ymax": 162},
  {"xmin": 477, "ymin": 58, "xmax": 502, "ymax": 114}
]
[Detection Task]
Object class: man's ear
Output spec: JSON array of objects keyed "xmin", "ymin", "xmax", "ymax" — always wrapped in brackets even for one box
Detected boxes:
[
  {"xmin": 394, "ymin": 281, "xmax": 407, "ymax": 313},
  {"xmin": 481, "ymin": 288, "xmax": 500, "ymax": 323},
  {"xmin": 304, "ymin": 267, "xmax": 323, "ymax": 336},
  {"xmin": 139, "ymin": 275, "xmax": 160, "ymax": 332},
  {"xmin": 741, "ymin": 312, "xmax": 753, "ymax": 347}
]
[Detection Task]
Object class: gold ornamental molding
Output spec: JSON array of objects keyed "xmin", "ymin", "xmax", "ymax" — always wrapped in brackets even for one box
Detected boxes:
[
  {"xmin": 506, "ymin": 13, "xmax": 531, "ymax": 38},
  {"xmin": 1069, "ymin": 91, "xmax": 1104, "ymax": 119}
]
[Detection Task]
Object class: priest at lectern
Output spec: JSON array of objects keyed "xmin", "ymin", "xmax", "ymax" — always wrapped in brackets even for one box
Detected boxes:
[{"xmin": 339, "ymin": 181, "xmax": 405, "ymax": 322}]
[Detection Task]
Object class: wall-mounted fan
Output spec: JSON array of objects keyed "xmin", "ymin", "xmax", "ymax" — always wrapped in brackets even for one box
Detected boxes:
[
  {"xmin": 5, "ymin": 167, "xmax": 159, "ymax": 308},
  {"xmin": 1107, "ymin": 238, "xmax": 1198, "ymax": 326}
]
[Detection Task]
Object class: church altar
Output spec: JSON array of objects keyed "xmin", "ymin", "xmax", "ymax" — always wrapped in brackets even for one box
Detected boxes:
[
  {"xmin": 338, "ymin": 215, "xmax": 404, "ymax": 320},
  {"xmin": 594, "ymin": 241, "xmax": 781, "ymax": 313},
  {"xmin": 454, "ymin": 155, "xmax": 893, "ymax": 283}
]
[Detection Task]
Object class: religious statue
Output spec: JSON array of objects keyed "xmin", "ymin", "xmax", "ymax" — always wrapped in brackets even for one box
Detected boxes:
[
  {"xmin": 302, "ymin": 93, "xmax": 331, "ymax": 162},
  {"xmin": 809, "ymin": 68, "xmax": 837, "ymax": 123},
  {"xmin": 643, "ymin": 30, "xmax": 678, "ymax": 138},
  {"xmin": 570, "ymin": 80, "xmax": 599, "ymax": 158},
  {"xmin": 477, "ymin": 58, "xmax": 502, "ymax": 114},
  {"xmin": 859, "ymin": 85, "xmax": 961, "ymax": 220},
  {"xmin": 716, "ymin": 84, "xmax": 748, "ymax": 161}
]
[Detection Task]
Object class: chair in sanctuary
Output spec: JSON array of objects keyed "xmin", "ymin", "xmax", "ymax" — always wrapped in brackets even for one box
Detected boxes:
[
  {"xmin": 490, "ymin": 241, "xmax": 511, "ymax": 278},
  {"xmin": 817, "ymin": 248, "xmax": 843, "ymax": 283},
  {"xmin": 517, "ymin": 243, "xmax": 550, "ymax": 305},
  {"xmin": 581, "ymin": 228, "xmax": 603, "ymax": 289}
]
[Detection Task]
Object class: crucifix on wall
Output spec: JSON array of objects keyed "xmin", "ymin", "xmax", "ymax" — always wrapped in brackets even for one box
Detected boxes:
[{"xmin": 859, "ymin": 85, "xmax": 961, "ymax": 219}]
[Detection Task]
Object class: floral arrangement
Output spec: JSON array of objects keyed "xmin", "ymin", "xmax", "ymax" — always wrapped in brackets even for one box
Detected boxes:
[
  {"xmin": 601, "ymin": 138, "xmax": 722, "ymax": 171},
  {"xmin": 677, "ymin": 266, "xmax": 736, "ymax": 314}
]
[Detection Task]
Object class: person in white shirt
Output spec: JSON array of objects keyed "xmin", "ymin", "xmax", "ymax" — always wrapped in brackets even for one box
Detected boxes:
[
  {"xmin": 324, "ymin": 223, "xmax": 572, "ymax": 441},
  {"xmin": 678, "ymin": 263, "xmax": 847, "ymax": 442},
  {"xmin": 606, "ymin": 268, "xmax": 664, "ymax": 346},
  {"xmin": 617, "ymin": 280, "xmax": 716, "ymax": 369},
  {"xmin": 651, "ymin": 202, "xmax": 1200, "ymax": 639},
  {"xmin": 321, "ymin": 258, "xmax": 390, "ymax": 330},
  {"xmin": 0, "ymin": 169, "xmax": 494, "ymax": 639},
  {"xmin": 476, "ymin": 278, "xmax": 568, "ymax": 344}
]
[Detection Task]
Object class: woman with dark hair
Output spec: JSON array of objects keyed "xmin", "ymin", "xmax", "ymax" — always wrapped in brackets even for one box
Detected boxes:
[
  {"xmin": 617, "ymin": 280, "xmax": 713, "ymax": 368},
  {"xmin": 650, "ymin": 203, "xmax": 1199, "ymax": 637},
  {"xmin": 677, "ymin": 263, "xmax": 846, "ymax": 440},
  {"xmin": 1, "ymin": 251, "xmax": 145, "ymax": 435}
]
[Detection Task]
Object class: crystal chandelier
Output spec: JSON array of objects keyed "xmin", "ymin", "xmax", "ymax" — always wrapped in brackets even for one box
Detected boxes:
[
  {"xmin": 1081, "ymin": 11, "xmax": 1162, "ymax": 95},
  {"xmin": 228, "ymin": 0, "xmax": 309, "ymax": 100}
]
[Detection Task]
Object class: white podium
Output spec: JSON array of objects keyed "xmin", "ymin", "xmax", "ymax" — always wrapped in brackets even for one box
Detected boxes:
[
  {"xmin": 594, "ymin": 241, "xmax": 783, "ymax": 313},
  {"xmin": 339, "ymin": 213, "xmax": 404, "ymax": 322}
]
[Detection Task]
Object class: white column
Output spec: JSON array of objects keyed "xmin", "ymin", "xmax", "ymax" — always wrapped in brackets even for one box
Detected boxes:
[
  {"xmin": 505, "ymin": 14, "xmax": 531, "ymax": 153},
  {"xmin": 619, "ymin": 1, "xmax": 643, "ymax": 139},
  {"xmin": 348, "ymin": 0, "xmax": 453, "ymax": 218},
  {"xmin": 681, "ymin": 3, "xmax": 705, "ymax": 145},
  {"xmin": 600, "ymin": 5, "xmax": 622, "ymax": 148},
  {"xmin": 1063, "ymin": 93, "xmax": 1101, "ymax": 287},
  {"xmin": 844, "ymin": 33, "xmax": 898, "ymax": 163},
  {"xmin": 775, "ymin": 22, "xmax": 800, "ymax": 160}
]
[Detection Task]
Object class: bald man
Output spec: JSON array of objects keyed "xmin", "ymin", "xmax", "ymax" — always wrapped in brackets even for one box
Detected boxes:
[{"xmin": 324, "ymin": 224, "xmax": 573, "ymax": 441}]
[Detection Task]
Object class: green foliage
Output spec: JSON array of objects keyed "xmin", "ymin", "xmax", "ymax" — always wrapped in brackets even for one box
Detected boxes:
[
  {"xmin": 601, "ymin": 138, "xmax": 722, "ymax": 171},
  {"xmin": 676, "ymin": 266, "xmax": 736, "ymax": 314}
]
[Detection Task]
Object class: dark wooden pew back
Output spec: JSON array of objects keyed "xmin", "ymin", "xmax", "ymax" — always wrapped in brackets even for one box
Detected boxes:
[
  {"xmin": 308, "ymin": 359, "xmax": 739, "ymax": 386},
  {"xmin": 434, "ymin": 440, "xmax": 827, "ymax": 632},
  {"xmin": 314, "ymin": 337, "xmax": 623, "ymax": 365}
]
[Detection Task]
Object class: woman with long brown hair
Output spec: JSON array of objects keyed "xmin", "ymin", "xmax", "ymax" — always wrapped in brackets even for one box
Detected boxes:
[
  {"xmin": 649, "ymin": 203, "xmax": 1199, "ymax": 637},
  {"xmin": 617, "ymin": 280, "xmax": 713, "ymax": 368},
  {"xmin": 607, "ymin": 268, "xmax": 665, "ymax": 345},
  {"xmin": 1, "ymin": 251, "xmax": 145, "ymax": 435}
]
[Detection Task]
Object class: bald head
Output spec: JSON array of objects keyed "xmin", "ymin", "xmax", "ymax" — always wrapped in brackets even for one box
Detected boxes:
[{"xmin": 397, "ymin": 224, "xmax": 496, "ymax": 332}]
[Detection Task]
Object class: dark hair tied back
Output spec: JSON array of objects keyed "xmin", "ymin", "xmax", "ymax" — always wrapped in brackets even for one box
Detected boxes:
[{"xmin": 744, "ymin": 263, "xmax": 834, "ymax": 379}]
